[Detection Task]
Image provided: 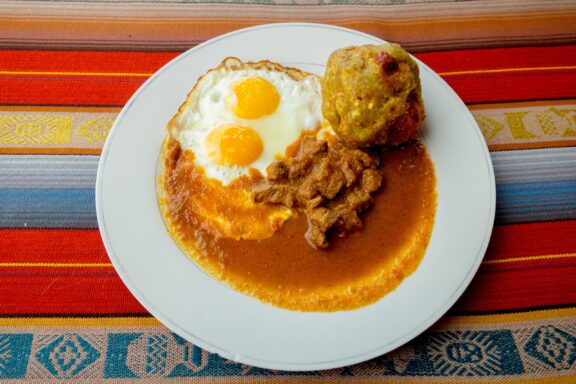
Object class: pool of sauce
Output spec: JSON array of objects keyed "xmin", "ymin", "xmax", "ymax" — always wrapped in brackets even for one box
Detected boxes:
[{"xmin": 160, "ymin": 139, "xmax": 436, "ymax": 311}]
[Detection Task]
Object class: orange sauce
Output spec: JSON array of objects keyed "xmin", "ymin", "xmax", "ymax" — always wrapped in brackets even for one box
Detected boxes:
[{"xmin": 159, "ymin": 139, "xmax": 436, "ymax": 311}]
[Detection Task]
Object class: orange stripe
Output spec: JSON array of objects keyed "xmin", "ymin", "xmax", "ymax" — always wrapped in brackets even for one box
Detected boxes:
[
  {"xmin": 488, "ymin": 140, "xmax": 576, "ymax": 152},
  {"xmin": 1, "ymin": 66, "xmax": 573, "ymax": 79},
  {"xmin": 0, "ymin": 70, "xmax": 152, "ymax": 78},
  {"xmin": 0, "ymin": 262, "xmax": 113, "ymax": 268},
  {"xmin": 2, "ymin": 15, "xmax": 575, "ymax": 49},
  {"xmin": 1, "ymin": 254, "xmax": 572, "ymax": 269},
  {"xmin": 1, "ymin": 4, "xmax": 575, "ymax": 52},
  {"xmin": 483, "ymin": 253, "xmax": 576, "ymax": 265},
  {"xmin": 438, "ymin": 65, "xmax": 576, "ymax": 77}
]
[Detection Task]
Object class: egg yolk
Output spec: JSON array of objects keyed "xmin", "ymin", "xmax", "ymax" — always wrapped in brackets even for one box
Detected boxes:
[
  {"xmin": 205, "ymin": 125, "xmax": 263, "ymax": 166},
  {"xmin": 232, "ymin": 77, "xmax": 280, "ymax": 119}
]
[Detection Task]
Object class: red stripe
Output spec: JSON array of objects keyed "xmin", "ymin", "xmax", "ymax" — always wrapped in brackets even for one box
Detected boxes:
[
  {"xmin": 1, "ymin": 220, "xmax": 576, "ymax": 314},
  {"xmin": 0, "ymin": 229, "xmax": 146, "ymax": 314},
  {"xmin": 439, "ymin": 72, "xmax": 575, "ymax": 104},
  {"xmin": 0, "ymin": 46, "xmax": 572, "ymax": 74},
  {"xmin": 0, "ymin": 50, "xmax": 179, "ymax": 74},
  {"xmin": 454, "ymin": 219, "xmax": 576, "ymax": 312},
  {"xmin": 485, "ymin": 220, "xmax": 576, "ymax": 261},
  {"xmin": 0, "ymin": 78, "xmax": 142, "ymax": 106},
  {"xmin": 3, "ymin": 222, "xmax": 574, "ymax": 266},
  {"xmin": 0, "ymin": 229, "xmax": 108, "ymax": 264},
  {"xmin": 0, "ymin": 276, "xmax": 146, "ymax": 315},
  {"xmin": 1, "ymin": 72, "xmax": 572, "ymax": 106},
  {"xmin": 415, "ymin": 45, "xmax": 576, "ymax": 73},
  {"xmin": 454, "ymin": 263, "xmax": 576, "ymax": 314},
  {"xmin": 0, "ymin": 50, "xmax": 178, "ymax": 106},
  {"xmin": 415, "ymin": 45, "xmax": 576, "ymax": 103},
  {"xmin": 0, "ymin": 46, "xmax": 575, "ymax": 106}
]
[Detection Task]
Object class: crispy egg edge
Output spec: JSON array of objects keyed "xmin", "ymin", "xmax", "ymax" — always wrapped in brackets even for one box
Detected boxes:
[{"xmin": 166, "ymin": 57, "xmax": 315, "ymax": 141}]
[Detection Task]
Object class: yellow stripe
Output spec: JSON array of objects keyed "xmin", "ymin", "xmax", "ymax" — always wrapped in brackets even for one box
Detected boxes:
[
  {"xmin": 488, "ymin": 140, "xmax": 576, "ymax": 152},
  {"xmin": 483, "ymin": 252, "xmax": 576, "ymax": 265},
  {"xmin": 439, "ymin": 65, "xmax": 576, "ymax": 76},
  {"xmin": 0, "ymin": 70, "xmax": 152, "ymax": 78},
  {"xmin": 468, "ymin": 98, "xmax": 576, "ymax": 110},
  {"xmin": 2, "ymin": 253, "xmax": 574, "ymax": 269},
  {"xmin": 446, "ymin": 307, "xmax": 576, "ymax": 325},
  {"xmin": 0, "ymin": 105, "xmax": 121, "ymax": 113},
  {"xmin": 2, "ymin": 307, "xmax": 574, "ymax": 327},
  {"xmin": 0, "ymin": 65, "xmax": 574, "ymax": 79},
  {"xmin": 0, "ymin": 262, "xmax": 113, "ymax": 268},
  {"xmin": 0, "ymin": 317, "xmax": 159, "ymax": 327}
]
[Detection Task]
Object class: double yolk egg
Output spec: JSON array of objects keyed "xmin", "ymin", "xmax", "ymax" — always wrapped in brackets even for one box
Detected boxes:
[
  {"xmin": 172, "ymin": 58, "xmax": 324, "ymax": 185},
  {"xmin": 165, "ymin": 58, "xmax": 326, "ymax": 239},
  {"xmin": 204, "ymin": 77, "xmax": 277, "ymax": 169}
]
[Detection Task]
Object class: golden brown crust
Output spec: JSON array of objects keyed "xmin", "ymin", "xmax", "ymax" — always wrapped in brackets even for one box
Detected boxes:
[{"xmin": 321, "ymin": 44, "xmax": 425, "ymax": 148}]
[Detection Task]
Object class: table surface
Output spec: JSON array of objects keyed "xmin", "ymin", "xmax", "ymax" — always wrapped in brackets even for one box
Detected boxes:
[{"xmin": 1, "ymin": 0, "xmax": 575, "ymax": 382}]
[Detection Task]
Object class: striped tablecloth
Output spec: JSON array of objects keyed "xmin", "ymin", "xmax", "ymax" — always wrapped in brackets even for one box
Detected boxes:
[{"xmin": 1, "ymin": 0, "xmax": 576, "ymax": 382}]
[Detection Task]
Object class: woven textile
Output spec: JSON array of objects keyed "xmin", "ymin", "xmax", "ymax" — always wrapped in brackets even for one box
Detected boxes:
[{"xmin": 1, "ymin": 0, "xmax": 576, "ymax": 381}]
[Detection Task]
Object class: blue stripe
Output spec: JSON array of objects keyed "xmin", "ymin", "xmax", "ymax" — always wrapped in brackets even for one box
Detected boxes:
[
  {"xmin": 496, "ymin": 180, "xmax": 576, "ymax": 196},
  {"xmin": 0, "ymin": 219, "xmax": 97, "ymax": 229},
  {"xmin": 497, "ymin": 193, "xmax": 576, "ymax": 204},
  {"xmin": 0, "ymin": 188, "xmax": 94, "ymax": 202},
  {"xmin": 497, "ymin": 211, "xmax": 576, "ymax": 225},
  {"xmin": 495, "ymin": 179, "xmax": 576, "ymax": 223},
  {"xmin": 498, "ymin": 203, "xmax": 576, "ymax": 213},
  {"xmin": 1, "ymin": 144, "xmax": 575, "ymax": 228},
  {"xmin": 0, "ymin": 189, "xmax": 96, "ymax": 228}
]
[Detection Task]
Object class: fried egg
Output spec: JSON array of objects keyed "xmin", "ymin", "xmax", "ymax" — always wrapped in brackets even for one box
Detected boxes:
[
  {"xmin": 163, "ymin": 58, "xmax": 325, "ymax": 240},
  {"xmin": 169, "ymin": 57, "xmax": 324, "ymax": 185}
]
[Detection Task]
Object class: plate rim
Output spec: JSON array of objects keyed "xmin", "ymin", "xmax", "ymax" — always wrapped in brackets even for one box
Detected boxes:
[{"xmin": 96, "ymin": 22, "xmax": 496, "ymax": 371}]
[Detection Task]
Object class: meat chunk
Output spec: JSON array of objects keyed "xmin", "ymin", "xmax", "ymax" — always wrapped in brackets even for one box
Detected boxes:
[
  {"xmin": 362, "ymin": 169, "xmax": 384, "ymax": 193},
  {"xmin": 252, "ymin": 135, "xmax": 384, "ymax": 249}
]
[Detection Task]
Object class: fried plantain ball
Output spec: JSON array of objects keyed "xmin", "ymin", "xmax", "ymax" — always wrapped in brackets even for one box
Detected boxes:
[{"xmin": 321, "ymin": 44, "xmax": 425, "ymax": 148}]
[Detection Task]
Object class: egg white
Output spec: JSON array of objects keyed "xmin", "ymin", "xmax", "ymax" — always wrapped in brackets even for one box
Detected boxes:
[{"xmin": 172, "ymin": 67, "xmax": 323, "ymax": 185}]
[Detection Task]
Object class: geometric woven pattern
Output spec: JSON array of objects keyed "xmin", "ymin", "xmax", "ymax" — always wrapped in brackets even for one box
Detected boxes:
[
  {"xmin": 1, "ymin": 318, "xmax": 575, "ymax": 380},
  {"xmin": 426, "ymin": 330, "xmax": 517, "ymax": 376},
  {"xmin": 75, "ymin": 117, "xmax": 113, "ymax": 145},
  {"xmin": 524, "ymin": 326, "xmax": 576, "ymax": 370},
  {"xmin": 0, "ymin": 115, "xmax": 72, "ymax": 145},
  {"xmin": 35, "ymin": 334, "xmax": 100, "ymax": 378},
  {"xmin": 0, "ymin": 334, "xmax": 32, "ymax": 379},
  {"xmin": 0, "ymin": 109, "xmax": 119, "ymax": 152}
]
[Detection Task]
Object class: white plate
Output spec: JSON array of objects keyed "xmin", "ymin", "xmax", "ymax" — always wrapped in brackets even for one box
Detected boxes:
[{"xmin": 96, "ymin": 23, "xmax": 495, "ymax": 371}]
